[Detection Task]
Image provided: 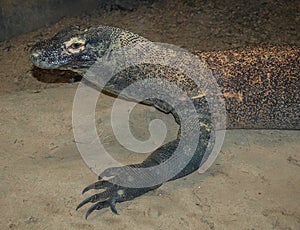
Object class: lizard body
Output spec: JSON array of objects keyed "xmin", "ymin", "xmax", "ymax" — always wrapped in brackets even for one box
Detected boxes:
[{"xmin": 30, "ymin": 25, "xmax": 299, "ymax": 218}]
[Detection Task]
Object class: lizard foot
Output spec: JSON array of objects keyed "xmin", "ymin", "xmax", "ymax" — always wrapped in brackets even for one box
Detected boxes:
[{"xmin": 76, "ymin": 166, "xmax": 160, "ymax": 218}]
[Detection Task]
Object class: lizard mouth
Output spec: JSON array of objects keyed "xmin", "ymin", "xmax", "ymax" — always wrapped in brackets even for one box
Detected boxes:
[
  {"xmin": 30, "ymin": 47, "xmax": 72, "ymax": 69},
  {"xmin": 30, "ymin": 45, "xmax": 97, "ymax": 72}
]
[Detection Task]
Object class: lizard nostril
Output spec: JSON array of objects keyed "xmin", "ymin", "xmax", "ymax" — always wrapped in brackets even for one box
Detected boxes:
[{"xmin": 31, "ymin": 51, "xmax": 40, "ymax": 58}]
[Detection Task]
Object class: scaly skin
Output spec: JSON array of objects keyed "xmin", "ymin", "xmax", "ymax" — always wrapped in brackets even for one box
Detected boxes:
[{"xmin": 29, "ymin": 25, "xmax": 299, "ymax": 218}]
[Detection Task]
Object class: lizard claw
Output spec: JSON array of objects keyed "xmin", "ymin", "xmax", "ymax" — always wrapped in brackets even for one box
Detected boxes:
[
  {"xmin": 77, "ymin": 185, "xmax": 125, "ymax": 218},
  {"xmin": 85, "ymin": 200, "xmax": 112, "ymax": 219},
  {"xmin": 76, "ymin": 193, "xmax": 106, "ymax": 211},
  {"xmin": 82, "ymin": 180, "xmax": 112, "ymax": 194},
  {"xmin": 84, "ymin": 198, "xmax": 119, "ymax": 219}
]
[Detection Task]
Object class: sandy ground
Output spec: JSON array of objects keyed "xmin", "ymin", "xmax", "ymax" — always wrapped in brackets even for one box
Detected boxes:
[{"xmin": 0, "ymin": 0, "xmax": 299, "ymax": 229}]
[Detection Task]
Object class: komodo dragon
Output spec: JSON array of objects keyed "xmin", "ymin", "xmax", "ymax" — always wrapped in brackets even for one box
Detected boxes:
[{"xmin": 29, "ymin": 25, "xmax": 299, "ymax": 218}]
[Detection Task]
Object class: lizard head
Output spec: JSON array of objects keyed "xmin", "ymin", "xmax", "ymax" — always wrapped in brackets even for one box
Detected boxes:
[{"xmin": 30, "ymin": 25, "xmax": 134, "ymax": 74}]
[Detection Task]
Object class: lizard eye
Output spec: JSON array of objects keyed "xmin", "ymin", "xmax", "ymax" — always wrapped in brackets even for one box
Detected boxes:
[
  {"xmin": 70, "ymin": 42, "xmax": 84, "ymax": 49},
  {"xmin": 64, "ymin": 37, "xmax": 86, "ymax": 54}
]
